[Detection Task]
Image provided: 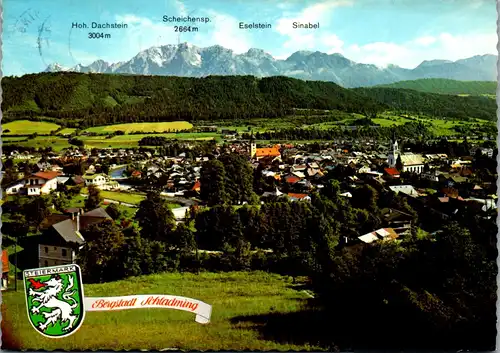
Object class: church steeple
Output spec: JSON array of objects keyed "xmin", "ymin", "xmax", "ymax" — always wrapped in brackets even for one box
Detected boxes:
[
  {"xmin": 387, "ymin": 133, "xmax": 399, "ymax": 167},
  {"xmin": 248, "ymin": 130, "xmax": 256, "ymax": 158}
]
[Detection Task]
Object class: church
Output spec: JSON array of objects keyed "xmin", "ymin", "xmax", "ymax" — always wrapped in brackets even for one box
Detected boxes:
[{"xmin": 387, "ymin": 136, "xmax": 425, "ymax": 174}]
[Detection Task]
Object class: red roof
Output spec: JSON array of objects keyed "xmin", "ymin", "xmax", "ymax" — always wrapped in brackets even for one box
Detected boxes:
[
  {"xmin": 384, "ymin": 168, "xmax": 400, "ymax": 176},
  {"xmin": 2, "ymin": 250, "xmax": 9, "ymax": 273},
  {"xmin": 32, "ymin": 171, "xmax": 61, "ymax": 180},
  {"xmin": 285, "ymin": 176, "xmax": 301, "ymax": 184},
  {"xmin": 256, "ymin": 147, "xmax": 281, "ymax": 157},
  {"xmin": 192, "ymin": 180, "xmax": 201, "ymax": 191},
  {"xmin": 287, "ymin": 193, "xmax": 309, "ymax": 199}
]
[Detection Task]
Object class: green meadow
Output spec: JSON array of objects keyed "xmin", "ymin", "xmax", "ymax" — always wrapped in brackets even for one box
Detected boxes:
[
  {"xmin": 3, "ymin": 120, "xmax": 60, "ymax": 135},
  {"xmin": 2, "ymin": 112, "xmax": 493, "ymax": 152},
  {"xmin": 57, "ymin": 128, "xmax": 77, "ymax": 135},
  {"xmin": 84, "ymin": 121, "xmax": 194, "ymax": 134},
  {"xmin": 5, "ymin": 136, "xmax": 71, "ymax": 152},
  {"xmin": 2, "ymin": 271, "xmax": 319, "ymax": 351}
]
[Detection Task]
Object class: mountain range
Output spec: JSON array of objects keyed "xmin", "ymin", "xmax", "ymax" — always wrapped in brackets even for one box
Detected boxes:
[{"xmin": 44, "ymin": 43, "xmax": 498, "ymax": 88}]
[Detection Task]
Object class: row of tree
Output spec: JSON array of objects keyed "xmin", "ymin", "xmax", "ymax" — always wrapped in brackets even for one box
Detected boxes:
[{"xmin": 241, "ymin": 122, "xmax": 434, "ymax": 141}]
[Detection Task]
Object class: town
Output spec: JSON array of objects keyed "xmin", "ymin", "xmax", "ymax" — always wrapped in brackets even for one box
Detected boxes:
[{"xmin": 2, "ymin": 131, "xmax": 497, "ymax": 283}]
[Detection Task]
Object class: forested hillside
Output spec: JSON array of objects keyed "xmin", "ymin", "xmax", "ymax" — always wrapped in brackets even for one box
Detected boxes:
[
  {"xmin": 376, "ymin": 78, "xmax": 497, "ymax": 96},
  {"xmin": 354, "ymin": 87, "xmax": 497, "ymax": 121},
  {"xmin": 1, "ymin": 73, "xmax": 384, "ymax": 128},
  {"xmin": 2, "ymin": 73, "xmax": 497, "ymax": 128}
]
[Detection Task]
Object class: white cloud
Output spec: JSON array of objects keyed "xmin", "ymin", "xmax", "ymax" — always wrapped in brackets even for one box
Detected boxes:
[
  {"xmin": 414, "ymin": 35, "xmax": 437, "ymax": 46},
  {"xmin": 342, "ymin": 32, "xmax": 497, "ymax": 68},
  {"xmin": 275, "ymin": 0, "xmax": 353, "ymax": 55},
  {"xmin": 193, "ymin": 11, "xmax": 252, "ymax": 54},
  {"xmin": 322, "ymin": 34, "xmax": 345, "ymax": 54},
  {"xmin": 175, "ymin": 0, "xmax": 188, "ymax": 16}
]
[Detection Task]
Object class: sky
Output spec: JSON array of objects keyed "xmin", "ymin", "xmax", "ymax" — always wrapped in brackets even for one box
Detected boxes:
[{"xmin": 3, "ymin": 0, "xmax": 498, "ymax": 76}]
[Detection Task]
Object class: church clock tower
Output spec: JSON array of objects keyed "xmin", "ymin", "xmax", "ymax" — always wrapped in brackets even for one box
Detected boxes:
[
  {"xmin": 387, "ymin": 133, "xmax": 399, "ymax": 167},
  {"xmin": 249, "ymin": 133, "xmax": 256, "ymax": 158}
]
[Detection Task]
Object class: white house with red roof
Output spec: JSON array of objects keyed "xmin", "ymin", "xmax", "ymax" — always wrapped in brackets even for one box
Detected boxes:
[{"xmin": 24, "ymin": 171, "xmax": 62, "ymax": 196}]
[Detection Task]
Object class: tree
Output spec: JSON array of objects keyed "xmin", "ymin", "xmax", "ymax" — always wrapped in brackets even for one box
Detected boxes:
[
  {"xmin": 105, "ymin": 203, "xmax": 122, "ymax": 221},
  {"xmin": 200, "ymin": 160, "xmax": 229, "ymax": 206},
  {"xmin": 84, "ymin": 185, "xmax": 102, "ymax": 211},
  {"xmin": 170, "ymin": 222, "xmax": 197, "ymax": 255},
  {"xmin": 4, "ymin": 158, "xmax": 14, "ymax": 169},
  {"xmin": 352, "ymin": 184, "xmax": 379, "ymax": 213},
  {"xmin": 120, "ymin": 225, "xmax": 146, "ymax": 278},
  {"xmin": 24, "ymin": 196, "xmax": 52, "ymax": 231},
  {"xmin": 396, "ymin": 155, "xmax": 403, "ymax": 171},
  {"xmin": 52, "ymin": 192, "xmax": 70, "ymax": 213},
  {"xmin": 77, "ymin": 219, "xmax": 126, "ymax": 283},
  {"xmin": 10, "ymin": 214, "xmax": 29, "ymax": 239},
  {"xmin": 221, "ymin": 238, "xmax": 253, "ymax": 271},
  {"xmin": 100, "ymin": 162, "xmax": 110, "ymax": 175},
  {"xmin": 219, "ymin": 153, "xmax": 259, "ymax": 204},
  {"xmin": 135, "ymin": 191, "xmax": 176, "ymax": 241}
]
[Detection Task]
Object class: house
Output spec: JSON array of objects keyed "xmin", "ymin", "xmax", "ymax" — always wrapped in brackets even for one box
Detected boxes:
[
  {"xmin": 192, "ymin": 180, "xmax": 201, "ymax": 193},
  {"xmin": 384, "ymin": 168, "xmax": 400, "ymax": 178},
  {"xmin": 262, "ymin": 187, "xmax": 284, "ymax": 198},
  {"xmin": 38, "ymin": 208, "xmax": 112, "ymax": 268},
  {"xmin": 358, "ymin": 228, "xmax": 399, "ymax": 244},
  {"xmin": 5, "ymin": 180, "xmax": 25, "ymax": 195},
  {"xmin": 2, "ymin": 250, "xmax": 9, "ymax": 291},
  {"xmin": 287, "ymin": 193, "xmax": 311, "ymax": 202},
  {"xmin": 284, "ymin": 175, "xmax": 301, "ymax": 184},
  {"xmin": 421, "ymin": 169, "xmax": 440, "ymax": 182},
  {"xmin": 83, "ymin": 173, "xmax": 109, "ymax": 187},
  {"xmin": 381, "ymin": 209, "xmax": 413, "ymax": 234},
  {"xmin": 389, "ymin": 185, "xmax": 419, "ymax": 197},
  {"xmin": 25, "ymin": 171, "xmax": 62, "ymax": 196},
  {"xmin": 35, "ymin": 161, "xmax": 52, "ymax": 172},
  {"xmin": 358, "ymin": 165, "xmax": 371, "ymax": 174},
  {"xmin": 66, "ymin": 175, "xmax": 86, "ymax": 186}
]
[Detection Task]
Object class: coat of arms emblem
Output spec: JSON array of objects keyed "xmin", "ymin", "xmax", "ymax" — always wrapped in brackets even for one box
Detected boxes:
[{"xmin": 23, "ymin": 264, "xmax": 85, "ymax": 338}]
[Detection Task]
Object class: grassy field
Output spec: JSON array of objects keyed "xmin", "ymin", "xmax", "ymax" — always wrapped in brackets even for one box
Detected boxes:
[
  {"xmin": 4, "ymin": 136, "xmax": 71, "ymax": 151},
  {"xmin": 80, "ymin": 188, "xmax": 180, "ymax": 208},
  {"xmin": 3, "ymin": 120, "xmax": 60, "ymax": 135},
  {"xmin": 57, "ymin": 128, "xmax": 77, "ymax": 135},
  {"xmin": 3, "ymin": 112, "xmax": 493, "ymax": 152},
  {"xmin": 1, "ymin": 271, "xmax": 319, "ymax": 351},
  {"xmin": 100, "ymin": 191, "xmax": 146, "ymax": 205},
  {"xmin": 79, "ymin": 132, "xmax": 218, "ymax": 149},
  {"xmin": 2, "ymin": 136, "xmax": 29, "ymax": 142},
  {"xmin": 84, "ymin": 122, "xmax": 194, "ymax": 134}
]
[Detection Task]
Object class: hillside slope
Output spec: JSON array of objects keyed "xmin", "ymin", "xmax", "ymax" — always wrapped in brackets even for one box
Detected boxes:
[
  {"xmin": 2, "ymin": 73, "xmax": 497, "ymax": 128},
  {"xmin": 376, "ymin": 78, "xmax": 497, "ymax": 96},
  {"xmin": 354, "ymin": 87, "xmax": 497, "ymax": 121},
  {"xmin": 2, "ymin": 73, "xmax": 385, "ymax": 127}
]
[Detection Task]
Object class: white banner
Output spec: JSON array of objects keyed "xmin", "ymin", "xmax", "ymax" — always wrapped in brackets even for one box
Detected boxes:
[{"xmin": 84, "ymin": 295, "xmax": 212, "ymax": 324}]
